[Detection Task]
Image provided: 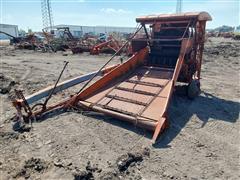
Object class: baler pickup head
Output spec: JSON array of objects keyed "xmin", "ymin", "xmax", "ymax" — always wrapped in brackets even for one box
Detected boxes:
[{"xmin": 12, "ymin": 12, "xmax": 211, "ymax": 143}]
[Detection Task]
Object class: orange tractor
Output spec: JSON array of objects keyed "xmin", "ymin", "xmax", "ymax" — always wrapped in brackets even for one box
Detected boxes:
[{"xmin": 12, "ymin": 12, "xmax": 211, "ymax": 143}]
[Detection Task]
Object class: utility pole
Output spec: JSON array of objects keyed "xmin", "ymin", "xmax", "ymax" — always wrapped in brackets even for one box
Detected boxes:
[
  {"xmin": 176, "ymin": 0, "xmax": 182, "ymax": 14},
  {"xmin": 41, "ymin": 0, "xmax": 54, "ymax": 30}
]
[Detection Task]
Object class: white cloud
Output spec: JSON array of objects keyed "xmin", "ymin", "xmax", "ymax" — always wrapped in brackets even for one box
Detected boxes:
[{"xmin": 100, "ymin": 8, "xmax": 132, "ymax": 14}]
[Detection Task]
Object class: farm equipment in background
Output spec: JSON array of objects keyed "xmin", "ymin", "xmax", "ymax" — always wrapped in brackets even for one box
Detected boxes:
[
  {"xmin": 0, "ymin": 31, "xmax": 22, "ymax": 44},
  {"xmin": 44, "ymin": 27, "xmax": 92, "ymax": 53},
  {"xmin": 56, "ymin": 27, "xmax": 76, "ymax": 41},
  {"xmin": 48, "ymin": 27, "xmax": 78, "ymax": 52},
  {"xmin": 12, "ymin": 12, "xmax": 211, "ymax": 143},
  {"xmin": 232, "ymin": 33, "xmax": 240, "ymax": 40},
  {"xmin": 50, "ymin": 27, "xmax": 115, "ymax": 54},
  {"xmin": 90, "ymin": 35, "xmax": 121, "ymax": 55},
  {"xmin": 6, "ymin": 26, "xmax": 131, "ymax": 54},
  {"xmin": 42, "ymin": 29, "xmax": 55, "ymax": 44},
  {"xmin": 15, "ymin": 33, "xmax": 46, "ymax": 50},
  {"xmin": 2, "ymin": 30, "xmax": 54, "ymax": 52}
]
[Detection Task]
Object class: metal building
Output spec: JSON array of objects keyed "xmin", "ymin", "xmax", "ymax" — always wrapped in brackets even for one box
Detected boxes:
[
  {"xmin": 0, "ymin": 24, "xmax": 18, "ymax": 39},
  {"xmin": 47, "ymin": 24, "xmax": 136, "ymax": 38}
]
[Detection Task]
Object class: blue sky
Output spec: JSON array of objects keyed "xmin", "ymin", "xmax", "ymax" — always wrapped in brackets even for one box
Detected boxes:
[{"xmin": 1, "ymin": 0, "xmax": 239, "ymax": 31}]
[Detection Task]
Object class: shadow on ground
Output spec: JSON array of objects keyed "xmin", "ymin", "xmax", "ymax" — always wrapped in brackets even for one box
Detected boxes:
[
  {"xmin": 78, "ymin": 91, "xmax": 239, "ymax": 148},
  {"xmin": 19, "ymin": 90, "xmax": 239, "ymax": 148},
  {"xmin": 153, "ymin": 91, "xmax": 239, "ymax": 148}
]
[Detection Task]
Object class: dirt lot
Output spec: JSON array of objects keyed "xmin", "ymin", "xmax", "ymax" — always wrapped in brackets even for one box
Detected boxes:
[{"xmin": 0, "ymin": 37, "xmax": 239, "ymax": 180}]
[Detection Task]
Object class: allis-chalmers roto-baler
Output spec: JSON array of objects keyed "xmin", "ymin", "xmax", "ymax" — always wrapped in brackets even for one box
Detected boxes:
[{"xmin": 12, "ymin": 12, "xmax": 212, "ymax": 143}]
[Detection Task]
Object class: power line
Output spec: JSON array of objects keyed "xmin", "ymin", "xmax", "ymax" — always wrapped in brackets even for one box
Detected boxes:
[
  {"xmin": 176, "ymin": 0, "xmax": 182, "ymax": 14},
  {"xmin": 41, "ymin": 0, "xmax": 54, "ymax": 30}
]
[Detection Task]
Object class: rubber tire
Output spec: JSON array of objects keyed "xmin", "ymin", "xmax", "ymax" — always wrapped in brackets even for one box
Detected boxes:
[{"xmin": 187, "ymin": 80, "xmax": 200, "ymax": 99}]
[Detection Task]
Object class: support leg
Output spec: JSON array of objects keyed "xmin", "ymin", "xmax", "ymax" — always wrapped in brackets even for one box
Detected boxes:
[{"xmin": 151, "ymin": 117, "xmax": 167, "ymax": 144}]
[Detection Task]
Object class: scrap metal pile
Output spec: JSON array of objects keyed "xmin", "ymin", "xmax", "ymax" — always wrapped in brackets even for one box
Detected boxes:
[
  {"xmin": 207, "ymin": 31, "xmax": 240, "ymax": 40},
  {"xmin": 2, "ymin": 27, "xmax": 133, "ymax": 55}
]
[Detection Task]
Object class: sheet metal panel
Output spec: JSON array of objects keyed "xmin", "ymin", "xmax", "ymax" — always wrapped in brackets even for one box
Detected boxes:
[{"xmin": 83, "ymin": 66, "xmax": 173, "ymax": 123}]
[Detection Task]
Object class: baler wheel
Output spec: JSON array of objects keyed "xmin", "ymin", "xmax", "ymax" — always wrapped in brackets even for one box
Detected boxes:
[{"xmin": 187, "ymin": 79, "xmax": 200, "ymax": 99}]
